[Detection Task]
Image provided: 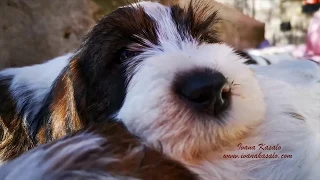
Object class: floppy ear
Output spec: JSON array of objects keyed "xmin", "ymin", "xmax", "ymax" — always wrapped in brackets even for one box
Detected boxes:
[
  {"xmin": 35, "ymin": 8, "xmax": 135, "ymax": 141},
  {"xmin": 1, "ymin": 5, "xmax": 153, "ymax": 161},
  {"xmin": 34, "ymin": 54, "xmax": 126, "ymax": 142},
  {"xmin": 57, "ymin": 5, "xmax": 159, "ymax": 125},
  {"xmin": 40, "ymin": 5, "xmax": 163, "ymax": 141},
  {"xmin": 38, "ymin": 63, "xmax": 85, "ymax": 142}
]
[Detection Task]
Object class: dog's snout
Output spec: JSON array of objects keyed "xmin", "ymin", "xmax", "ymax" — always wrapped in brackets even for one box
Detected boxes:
[{"xmin": 175, "ymin": 70, "xmax": 231, "ymax": 116}]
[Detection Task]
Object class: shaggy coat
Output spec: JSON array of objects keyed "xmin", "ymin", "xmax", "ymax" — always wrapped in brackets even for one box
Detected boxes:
[
  {"xmin": 0, "ymin": 1, "xmax": 320, "ymax": 180},
  {"xmin": 0, "ymin": 121, "xmax": 198, "ymax": 180},
  {"xmin": 0, "ymin": 1, "xmax": 220, "ymax": 162}
]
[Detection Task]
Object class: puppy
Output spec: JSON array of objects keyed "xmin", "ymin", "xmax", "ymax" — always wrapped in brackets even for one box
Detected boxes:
[
  {"xmin": 0, "ymin": 121, "xmax": 198, "ymax": 180},
  {"xmin": 0, "ymin": 1, "xmax": 320, "ymax": 179}
]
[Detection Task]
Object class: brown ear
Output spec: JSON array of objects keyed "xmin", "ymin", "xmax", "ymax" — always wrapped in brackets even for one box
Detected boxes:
[{"xmin": 37, "ymin": 59, "xmax": 87, "ymax": 142}]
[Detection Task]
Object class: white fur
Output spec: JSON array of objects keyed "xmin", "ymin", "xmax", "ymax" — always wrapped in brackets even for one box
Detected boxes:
[
  {"xmin": 2, "ymin": 2, "xmax": 319, "ymax": 179},
  {"xmin": 186, "ymin": 71, "xmax": 320, "ymax": 180},
  {"xmin": 116, "ymin": 2, "xmax": 320, "ymax": 180},
  {"xmin": 0, "ymin": 53, "xmax": 72, "ymax": 123}
]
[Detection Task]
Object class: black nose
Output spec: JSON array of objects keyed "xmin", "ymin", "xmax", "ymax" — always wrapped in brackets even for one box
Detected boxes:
[{"xmin": 174, "ymin": 70, "xmax": 231, "ymax": 116}]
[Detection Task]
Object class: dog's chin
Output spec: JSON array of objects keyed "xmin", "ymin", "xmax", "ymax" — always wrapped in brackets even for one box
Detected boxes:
[{"xmin": 117, "ymin": 45, "xmax": 266, "ymax": 163}]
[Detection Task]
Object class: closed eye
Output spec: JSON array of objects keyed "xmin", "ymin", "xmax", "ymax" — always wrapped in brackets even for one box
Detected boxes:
[{"xmin": 120, "ymin": 49, "xmax": 139, "ymax": 61}]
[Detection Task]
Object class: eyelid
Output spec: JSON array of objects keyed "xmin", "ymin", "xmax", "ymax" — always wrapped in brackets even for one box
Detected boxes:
[{"xmin": 120, "ymin": 50, "xmax": 139, "ymax": 61}]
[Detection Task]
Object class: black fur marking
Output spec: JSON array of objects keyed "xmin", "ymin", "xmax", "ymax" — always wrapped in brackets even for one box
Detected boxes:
[
  {"xmin": 0, "ymin": 76, "xmax": 18, "ymax": 128},
  {"xmin": 234, "ymin": 50, "xmax": 258, "ymax": 65},
  {"xmin": 72, "ymin": 5, "xmax": 159, "ymax": 123},
  {"xmin": 259, "ymin": 56, "xmax": 271, "ymax": 65},
  {"xmin": 27, "ymin": 5, "xmax": 160, "ymax": 141},
  {"xmin": 170, "ymin": 1, "xmax": 220, "ymax": 44},
  {"xmin": 28, "ymin": 95, "xmax": 53, "ymax": 141}
]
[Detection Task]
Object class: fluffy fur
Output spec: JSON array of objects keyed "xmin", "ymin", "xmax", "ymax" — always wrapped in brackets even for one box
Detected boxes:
[
  {"xmin": 0, "ymin": 1, "xmax": 320, "ymax": 180},
  {"xmin": 0, "ymin": 53, "xmax": 73, "ymax": 161},
  {"xmin": 0, "ymin": 121, "xmax": 198, "ymax": 180}
]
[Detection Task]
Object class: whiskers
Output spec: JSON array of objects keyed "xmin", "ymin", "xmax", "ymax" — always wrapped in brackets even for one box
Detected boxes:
[
  {"xmin": 231, "ymin": 92, "xmax": 242, "ymax": 97},
  {"xmin": 227, "ymin": 79, "xmax": 242, "ymax": 97},
  {"xmin": 231, "ymin": 80, "xmax": 241, "ymax": 87}
]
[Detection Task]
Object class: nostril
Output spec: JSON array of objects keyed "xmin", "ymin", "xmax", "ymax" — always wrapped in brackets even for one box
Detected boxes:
[
  {"xmin": 214, "ymin": 88, "xmax": 232, "ymax": 114},
  {"xmin": 174, "ymin": 69, "xmax": 231, "ymax": 115},
  {"xmin": 179, "ymin": 79, "xmax": 216, "ymax": 105}
]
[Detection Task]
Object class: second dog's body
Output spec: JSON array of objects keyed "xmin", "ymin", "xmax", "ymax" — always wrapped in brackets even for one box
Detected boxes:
[{"xmin": 0, "ymin": 121, "xmax": 198, "ymax": 180}]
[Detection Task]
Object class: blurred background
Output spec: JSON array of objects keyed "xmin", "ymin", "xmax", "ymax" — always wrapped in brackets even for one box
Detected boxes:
[{"xmin": 0, "ymin": 0, "xmax": 319, "ymax": 69}]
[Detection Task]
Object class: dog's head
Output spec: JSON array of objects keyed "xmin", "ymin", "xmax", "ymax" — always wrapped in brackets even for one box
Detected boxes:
[
  {"xmin": 68, "ymin": 1, "xmax": 265, "ymax": 161},
  {"xmin": 0, "ymin": 1, "xmax": 265, "ymax": 162}
]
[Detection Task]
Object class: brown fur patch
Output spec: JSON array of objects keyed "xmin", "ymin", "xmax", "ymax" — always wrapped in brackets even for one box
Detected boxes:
[
  {"xmin": 170, "ymin": 0, "xmax": 220, "ymax": 44},
  {"xmin": 49, "ymin": 66, "xmax": 84, "ymax": 140},
  {"xmin": 36, "ymin": 126, "xmax": 46, "ymax": 144},
  {"xmin": 0, "ymin": 117, "xmax": 34, "ymax": 161},
  {"xmin": 0, "ymin": 121, "xmax": 199, "ymax": 180}
]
